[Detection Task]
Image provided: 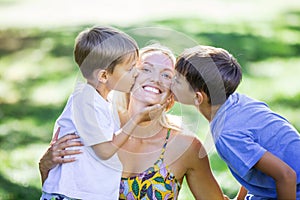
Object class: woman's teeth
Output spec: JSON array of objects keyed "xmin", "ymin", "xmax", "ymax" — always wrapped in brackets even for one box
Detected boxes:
[{"xmin": 144, "ymin": 86, "xmax": 160, "ymax": 94}]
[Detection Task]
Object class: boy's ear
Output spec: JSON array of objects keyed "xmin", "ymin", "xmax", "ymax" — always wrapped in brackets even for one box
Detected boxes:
[
  {"xmin": 96, "ymin": 70, "xmax": 108, "ymax": 83},
  {"xmin": 194, "ymin": 91, "xmax": 204, "ymax": 106}
]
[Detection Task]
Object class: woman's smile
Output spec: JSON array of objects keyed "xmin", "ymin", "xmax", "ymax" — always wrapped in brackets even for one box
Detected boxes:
[{"xmin": 143, "ymin": 85, "xmax": 161, "ymax": 94}]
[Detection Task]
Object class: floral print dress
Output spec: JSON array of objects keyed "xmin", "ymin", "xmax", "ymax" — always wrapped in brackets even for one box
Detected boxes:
[{"xmin": 119, "ymin": 129, "xmax": 181, "ymax": 200}]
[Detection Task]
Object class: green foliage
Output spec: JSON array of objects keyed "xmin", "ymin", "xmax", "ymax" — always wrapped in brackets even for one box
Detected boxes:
[{"xmin": 1, "ymin": 8, "xmax": 300, "ymax": 200}]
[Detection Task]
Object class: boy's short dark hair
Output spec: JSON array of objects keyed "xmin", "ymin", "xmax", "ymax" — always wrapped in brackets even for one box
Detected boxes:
[
  {"xmin": 74, "ymin": 26, "xmax": 139, "ymax": 79},
  {"xmin": 175, "ymin": 45, "xmax": 242, "ymax": 105}
]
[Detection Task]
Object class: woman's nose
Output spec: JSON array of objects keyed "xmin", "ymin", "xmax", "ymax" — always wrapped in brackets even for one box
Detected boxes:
[{"xmin": 149, "ymin": 72, "xmax": 160, "ymax": 82}]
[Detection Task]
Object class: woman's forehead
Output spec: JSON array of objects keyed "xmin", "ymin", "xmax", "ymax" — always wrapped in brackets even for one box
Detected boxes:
[{"xmin": 141, "ymin": 52, "xmax": 173, "ymax": 68}]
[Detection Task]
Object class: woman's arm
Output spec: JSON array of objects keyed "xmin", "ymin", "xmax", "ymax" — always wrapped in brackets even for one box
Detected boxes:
[
  {"xmin": 235, "ymin": 186, "xmax": 248, "ymax": 200},
  {"xmin": 184, "ymin": 138, "xmax": 225, "ymax": 200},
  {"xmin": 254, "ymin": 151, "xmax": 296, "ymax": 200},
  {"xmin": 39, "ymin": 129, "xmax": 83, "ymax": 185}
]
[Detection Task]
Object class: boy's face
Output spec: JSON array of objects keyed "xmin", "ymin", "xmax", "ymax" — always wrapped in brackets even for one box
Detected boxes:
[
  {"xmin": 106, "ymin": 55, "xmax": 138, "ymax": 93},
  {"xmin": 171, "ymin": 72, "xmax": 196, "ymax": 105}
]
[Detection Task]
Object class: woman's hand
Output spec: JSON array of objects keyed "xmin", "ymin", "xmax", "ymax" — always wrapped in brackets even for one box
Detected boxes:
[{"xmin": 39, "ymin": 127, "xmax": 83, "ymax": 184}]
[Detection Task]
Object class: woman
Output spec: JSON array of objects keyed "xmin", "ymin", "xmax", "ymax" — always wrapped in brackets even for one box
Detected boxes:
[{"xmin": 39, "ymin": 44, "xmax": 226, "ymax": 199}]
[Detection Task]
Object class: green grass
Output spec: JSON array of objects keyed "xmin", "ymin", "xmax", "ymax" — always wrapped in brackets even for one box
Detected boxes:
[{"xmin": 1, "ymin": 10, "xmax": 300, "ymax": 199}]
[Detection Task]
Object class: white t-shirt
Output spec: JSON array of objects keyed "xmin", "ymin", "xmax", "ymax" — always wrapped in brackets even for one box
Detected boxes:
[{"xmin": 42, "ymin": 83, "xmax": 122, "ymax": 200}]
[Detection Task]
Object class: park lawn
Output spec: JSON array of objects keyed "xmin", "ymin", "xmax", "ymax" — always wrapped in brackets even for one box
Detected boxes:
[{"xmin": 1, "ymin": 13, "xmax": 300, "ymax": 199}]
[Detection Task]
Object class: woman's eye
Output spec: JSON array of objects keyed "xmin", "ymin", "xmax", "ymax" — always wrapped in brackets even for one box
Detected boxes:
[{"xmin": 161, "ymin": 73, "xmax": 172, "ymax": 79}]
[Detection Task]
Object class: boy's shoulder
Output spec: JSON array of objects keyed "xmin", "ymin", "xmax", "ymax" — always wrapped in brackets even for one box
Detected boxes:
[
  {"xmin": 71, "ymin": 83, "xmax": 112, "ymax": 115},
  {"xmin": 225, "ymin": 93, "xmax": 268, "ymax": 111}
]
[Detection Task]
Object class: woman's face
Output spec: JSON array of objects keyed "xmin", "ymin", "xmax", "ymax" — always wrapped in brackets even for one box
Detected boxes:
[{"xmin": 131, "ymin": 51, "xmax": 174, "ymax": 105}]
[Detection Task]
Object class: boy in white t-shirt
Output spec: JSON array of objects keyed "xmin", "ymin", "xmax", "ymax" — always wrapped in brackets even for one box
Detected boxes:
[{"xmin": 40, "ymin": 26, "xmax": 164, "ymax": 200}]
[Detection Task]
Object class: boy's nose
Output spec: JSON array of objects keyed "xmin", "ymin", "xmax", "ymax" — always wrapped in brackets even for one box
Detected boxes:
[{"xmin": 132, "ymin": 67, "xmax": 139, "ymax": 78}]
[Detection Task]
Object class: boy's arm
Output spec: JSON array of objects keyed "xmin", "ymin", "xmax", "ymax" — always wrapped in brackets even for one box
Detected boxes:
[
  {"xmin": 92, "ymin": 104, "xmax": 164, "ymax": 160},
  {"xmin": 254, "ymin": 151, "xmax": 296, "ymax": 200},
  {"xmin": 91, "ymin": 114, "xmax": 140, "ymax": 160}
]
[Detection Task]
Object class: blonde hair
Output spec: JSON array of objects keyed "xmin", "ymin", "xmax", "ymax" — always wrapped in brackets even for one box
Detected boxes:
[
  {"xmin": 111, "ymin": 44, "xmax": 180, "ymax": 131},
  {"xmin": 139, "ymin": 43, "xmax": 176, "ymax": 67}
]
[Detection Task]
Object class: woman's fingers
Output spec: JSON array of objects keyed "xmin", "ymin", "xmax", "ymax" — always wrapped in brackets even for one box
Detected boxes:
[
  {"xmin": 48, "ymin": 133, "xmax": 83, "ymax": 165},
  {"xmin": 54, "ymin": 133, "xmax": 80, "ymax": 145},
  {"xmin": 50, "ymin": 127, "xmax": 61, "ymax": 145},
  {"xmin": 54, "ymin": 139, "xmax": 83, "ymax": 150},
  {"xmin": 39, "ymin": 133, "xmax": 83, "ymax": 175},
  {"xmin": 53, "ymin": 149, "xmax": 82, "ymax": 158},
  {"xmin": 56, "ymin": 157, "xmax": 77, "ymax": 164},
  {"xmin": 52, "ymin": 152, "xmax": 78, "ymax": 164},
  {"xmin": 51, "ymin": 134, "xmax": 83, "ymax": 150}
]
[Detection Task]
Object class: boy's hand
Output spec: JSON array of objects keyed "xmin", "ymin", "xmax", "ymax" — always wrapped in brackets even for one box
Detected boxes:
[
  {"xmin": 135, "ymin": 93, "xmax": 172, "ymax": 123},
  {"xmin": 135, "ymin": 103, "xmax": 166, "ymax": 123}
]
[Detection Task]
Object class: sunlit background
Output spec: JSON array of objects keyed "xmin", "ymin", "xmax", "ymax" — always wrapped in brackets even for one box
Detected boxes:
[{"xmin": 1, "ymin": 0, "xmax": 300, "ymax": 199}]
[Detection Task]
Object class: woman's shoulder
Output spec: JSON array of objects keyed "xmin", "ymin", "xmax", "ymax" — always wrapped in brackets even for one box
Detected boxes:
[
  {"xmin": 165, "ymin": 129, "xmax": 207, "ymax": 173},
  {"xmin": 169, "ymin": 129, "xmax": 205, "ymax": 157},
  {"xmin": 171, "ymin": 128, "xmax": 201, "ymax": 143}
]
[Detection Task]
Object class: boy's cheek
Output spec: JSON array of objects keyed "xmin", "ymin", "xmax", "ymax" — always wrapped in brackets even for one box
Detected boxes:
[{"xmin": 170, "ymin": 82, "xmax": 179, "ymax": 93}]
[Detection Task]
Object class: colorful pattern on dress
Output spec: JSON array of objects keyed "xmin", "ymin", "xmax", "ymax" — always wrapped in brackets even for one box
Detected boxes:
[{"xmin": 119, "ymin": 129, "xmax": 181, "ymax": 200}]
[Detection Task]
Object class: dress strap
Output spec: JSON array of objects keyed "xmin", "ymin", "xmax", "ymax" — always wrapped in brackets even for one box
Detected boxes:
[{"xmin": 159, "ymin": 129, "xmax": 171, "ymax": 160}]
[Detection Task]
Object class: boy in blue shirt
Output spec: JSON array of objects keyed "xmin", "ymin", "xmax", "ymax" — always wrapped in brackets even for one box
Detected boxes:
[{"xmin": 171, "ymin": 45, "xmax": 300, "ymax": 200}]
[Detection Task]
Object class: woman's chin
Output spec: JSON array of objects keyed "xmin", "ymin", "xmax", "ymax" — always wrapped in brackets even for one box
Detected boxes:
[
  {"xmin": 140, "ymin": 97, "xmax": 162, "ymax": 105},
  {"xmin": 133, "ymin": 92, "xmax": 163, "ymax": 103}
]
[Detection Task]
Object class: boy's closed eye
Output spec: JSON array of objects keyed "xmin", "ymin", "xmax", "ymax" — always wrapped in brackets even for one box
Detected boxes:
[
  {"xmin": 140, "ymin": 65, "xmax": 152, "ymax": 73},
  {"xmin": 128, "ymin": 65, "xmax": 134, "ymax": 71},
  {"xmin": 173, "ymin": 75, "xmax": 180, "ymax": 83}
]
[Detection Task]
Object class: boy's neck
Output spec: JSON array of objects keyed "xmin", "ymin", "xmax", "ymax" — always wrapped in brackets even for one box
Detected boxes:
[
  {"xmin": 87, "ymin": 80, "xmax": 110, "ymax": 100},
  {"xmin": 199, "ymin": 103, "xmax": 222, "ymax": 122}
]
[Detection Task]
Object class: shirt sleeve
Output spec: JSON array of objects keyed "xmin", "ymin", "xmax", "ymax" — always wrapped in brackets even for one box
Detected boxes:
[
  {"xmin": 215, "ymin": 130, "xmax": 267, "ymax": 177},
  {"xmin": 72, "ymin": 84, "xmax": 114, "ymax": 146}
]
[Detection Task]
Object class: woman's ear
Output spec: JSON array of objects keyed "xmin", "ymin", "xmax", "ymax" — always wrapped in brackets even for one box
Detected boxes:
[
  {"xmin": 194, "ymin": 91, "xmax": 204, "ymax": 106},
  {"xmin": 165, "ymin": 94, "xmax": 175, "ymax": 111},
  {"xmin": 96, "ymin": 69, "xmax": 108, "ymax": 83}
]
